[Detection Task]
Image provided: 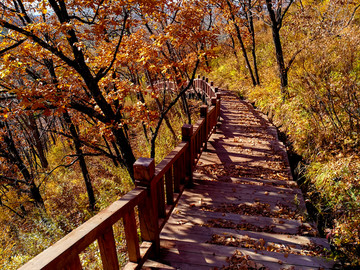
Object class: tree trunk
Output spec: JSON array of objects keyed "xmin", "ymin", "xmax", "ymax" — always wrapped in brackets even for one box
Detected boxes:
[
  {"xmin": 271, "ymin": 26, "xmax": 288, "ymax": 94},
  {"xmin": 227, "ymin": 0, "xmax": 257, "ymax": 86},
  {"xmin": 181, "ymin": 94, "xmax": 191, "ymax": 124},
  {"xmin": 63, "ymin": 111, "xmax": 96, "ymax": 210},
  {"xmin": 112, "ymin": 127, "xmax": 136, "ymax": 180},
  {"xmin": 102, "ymin": 135, "xmax": 119, "ymax": 167},
  {"xmin": 28, "ymin": 115, "xmax": 49, "ymax": 168},
  {"xmin": 155, "ymin": 98, "xmax": 177, "ymax": 141},
  {"xmin": 265, "ymin": 0, "xmax": 289, "ymax": 97},
  {"xmin": 3, "ymin": 122, "xmax": 45, "ymax": 208},
  {"xmin": 247, "ymin": 3, "xmax": 260, "ymax": 85}
]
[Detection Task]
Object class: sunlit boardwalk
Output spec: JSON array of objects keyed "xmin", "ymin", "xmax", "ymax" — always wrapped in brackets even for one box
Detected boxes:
[{"xmin": 145, "ymin": 91, "xmax": 335, "ymax": 269}]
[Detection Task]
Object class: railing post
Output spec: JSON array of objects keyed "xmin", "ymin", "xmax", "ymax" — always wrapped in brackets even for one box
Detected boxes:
[
  {"xmin": 134, "ymin": 158, "xmax": 160, "ymax": 255},
  {"xmin": 200, "ymin": 105, "xmax": 208, "ymax": 151},
  {"xmin": 182, "ymin": 124, "xmax": 194, "ymax": 186},
  {"xmin": 211, "ymin": 97, "xmax": 217, "ymax": 106},
  {"xmin": 211, "ymin": 97, "xmax": 218, "ymax": 133},
  {"xmin": 216, "ymin": 91, "xmax": 221, "ymax": 122}
]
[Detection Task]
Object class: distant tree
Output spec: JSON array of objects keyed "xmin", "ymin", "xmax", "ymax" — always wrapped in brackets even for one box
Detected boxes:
[
  {"xmin": 0, "ymin": 120, "xmax": 45, "ymax": 209},
  {"xmin": 213, "ymin": 0, "xmax": 260, "ymax": 86},
  {"xmin": 263, "ymin": 0, "xmax": 294, "ymax": 97}
]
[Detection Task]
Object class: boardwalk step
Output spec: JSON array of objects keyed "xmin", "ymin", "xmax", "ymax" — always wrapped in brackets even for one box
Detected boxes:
[
  {"xmin": 192, "ymin": 179, "xmax": 302, "ymax": 194},
  {"xmin": 193, "ymin": 174, "xmax": 297, "ymax": 187},
  {"xmin": 168, "ymin": 204, "xmax": 318, "ymax": 236},
  {"xmin": 158, "ymin": 240, "xmax": 335, "ymax": 270},
  {"xmin": 183, "ymin": 184, "xmax": 306, "ymax": 211},
  {"xmin": 161, "ymin": 223, "xmax": 330, "ymax": 251},
  {"xmin": 142, "ymin": 260, "xmax": 177, "ymax": 270}
]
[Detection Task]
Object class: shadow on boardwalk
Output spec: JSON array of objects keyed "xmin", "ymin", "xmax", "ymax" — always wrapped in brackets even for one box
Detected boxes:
[{"xmin": 144, "ymin": 91, "xmax": 335, "ymax": 270}]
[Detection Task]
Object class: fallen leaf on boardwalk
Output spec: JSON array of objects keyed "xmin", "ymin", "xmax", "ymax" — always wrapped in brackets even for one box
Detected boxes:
[
  {"xmin": 222, "ymin": 250, "xmax": 269, "ymax": 270},
  {"xmin": 297, "ymin": 224, "xmax": 319, "ymax": 237},
  {"xmin": 201, "ymin": 202, "xmax": 273, "ymax": 217},
  {"xmin": 208, "ymin": 233, "xmax": 330, "ymax": 258},
  {"xmin": 177, "ymin": 220, "xmax": 187, "ymax": 225},
  {"xmin": 204, "ymin": 218, "xmax": 275, "ymax": 233}
]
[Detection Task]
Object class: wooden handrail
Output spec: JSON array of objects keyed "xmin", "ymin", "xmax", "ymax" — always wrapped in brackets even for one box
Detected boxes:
[{"xmin": 19, "ymin": 77, "xmax": 221, "ymax": 270}]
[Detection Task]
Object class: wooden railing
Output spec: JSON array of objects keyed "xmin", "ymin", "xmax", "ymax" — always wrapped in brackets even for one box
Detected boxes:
[
  {"xmin": 154, "ymin": 75, "xmax": 219, "ymax": 104},
  {"xmin": 19, "ymin": 77, "xmax": 221, "ymax": 270}
]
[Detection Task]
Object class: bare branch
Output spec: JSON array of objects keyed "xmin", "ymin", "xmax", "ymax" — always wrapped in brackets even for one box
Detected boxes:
[
  {"xmin": 38, "ymin": 156, "xmax": 79, "ymax": 187},
  {"xmin": 95, "ymin": 9, "xmax": 129, "ymax": 81},
  {"xmin": 0, "ymin": 39, "xmax": 26, "ymax": 56},
  {"xmin": 345, "ymin": 4, "xmax": 360, "ymax": 27},
  {"xmin": 0, "ymin": 19, "xmax": 76, "ymax": 68}
]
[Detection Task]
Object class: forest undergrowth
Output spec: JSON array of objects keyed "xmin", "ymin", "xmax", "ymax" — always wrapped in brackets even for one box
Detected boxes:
[{"xmin": 0, "ymin": 99, "xmax": 200, "ymax": 269}]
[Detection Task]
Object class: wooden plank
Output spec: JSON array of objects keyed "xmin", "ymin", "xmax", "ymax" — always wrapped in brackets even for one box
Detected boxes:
[
  {"xmin": 123, "ymin": 208, "xmax": 141, "ymax": 262},
  {"xmin": 138, "ymin": 189, "xmax": 160, "ymax": 255},
  {"xmin": 180, "ymin": 152, "xmax": 185, "ymax": 184},
  {"xmin": 123, "ymin": 241, "xmax": 153, "ymax": 270},
  {"xmin": 66, "ymin": 255, "xmax": 82, "ymax": 270},
  {"xmin": 158, "ymin": 177, "xmax": 166, "ymax": 218},
  {"xmin": 192, "ymin": 179, "xmax": 301, "ymax": 193},
  {"xmin": 142, "ymin": 260, "xmax": 176, "ymax": 269},
  {"xmin": 166, "ymin": 208, "xmax": 315, "ymax": 235},
  {"xmin": 193, "ymin": 174, "xmax": 298, "ymax": 187},
  {"xmin": 188, "ymin": 183, "xmax": 302, "ymax": 201},
  {"xmin": 165, "ymin": 169, "xmax": 174, "ymax": 205},
  {"xmin": 160, "ymin": 223, "xmax": 330, "ymax": 249},
  {"xmin": 154, "ymin": 142, "xmax": 188, "ymax": 183},
  {"xmin": 173, "ymin": 159, "xmax": 180, "ymax": 193},
  {"xmin": 98, "ymin": 226, "xmax": 119, "ymax": 270},
  {"xmin": 159, "ymin": 240, "xmax": 335, "ymax": 269},
  {"xmin": 178, "ymin": 189, "xmax": 305, "ymax": 211},
  {"xmin": 160, "ymin": 254, "xmax": 325, "ymax": 270}
]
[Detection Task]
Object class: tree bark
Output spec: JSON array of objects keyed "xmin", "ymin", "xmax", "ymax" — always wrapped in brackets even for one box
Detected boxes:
[
  {"xmin": 247, "ymin": 1, "xmax": 260, "ymax": 85},
  {"xmin": 2, "ymin": 122, "xmax": 45, "ymax": 208},
  {"xmin": 63, "ymin": 111, "xmax": 96, "ymax": 210},
  {"xmin": 265, "ymin": 0, "xmax": 293, "ymax": 97},
  {"xmin": 27, "ymin": 115, "xmax": 49, "ymax": 168},
  {"xmin": 271, "ymin": 24, "xmax": 288, "ymax": 93},
  {"xmin": 226, "ymin": 0, "xmax": 257, "ymax": 86}
]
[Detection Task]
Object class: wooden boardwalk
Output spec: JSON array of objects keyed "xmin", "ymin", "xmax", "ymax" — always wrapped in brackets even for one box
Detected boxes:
[{"xmin": 144, "ymin": 91, "xmax": 335, "ymax": 269}]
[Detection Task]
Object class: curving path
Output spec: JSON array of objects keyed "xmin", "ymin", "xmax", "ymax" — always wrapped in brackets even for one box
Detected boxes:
[{"xmin": 144, "ymin": 91, "xmax": 335, "ymax": 269}]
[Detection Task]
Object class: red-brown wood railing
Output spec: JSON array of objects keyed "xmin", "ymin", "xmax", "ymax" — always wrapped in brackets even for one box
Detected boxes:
[{"xmin": 19, "ymin": 77, "xmax": 221, "ymax": 270}]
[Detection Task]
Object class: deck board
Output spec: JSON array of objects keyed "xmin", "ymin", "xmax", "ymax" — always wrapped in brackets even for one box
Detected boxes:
[{"xmin": 145, "ymin": 91, "xmax": 335, "ymax": 269}]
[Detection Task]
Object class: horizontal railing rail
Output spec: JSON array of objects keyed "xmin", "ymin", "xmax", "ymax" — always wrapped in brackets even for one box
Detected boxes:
[{"xmin": 19, "ymin": 77, "xmax": 221, "ymax": 270}]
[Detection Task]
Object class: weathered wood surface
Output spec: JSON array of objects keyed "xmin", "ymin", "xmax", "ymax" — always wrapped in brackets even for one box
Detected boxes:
[{"xmin": 149, "ymin": 91, "xmax": 335, "ymax": 269}]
